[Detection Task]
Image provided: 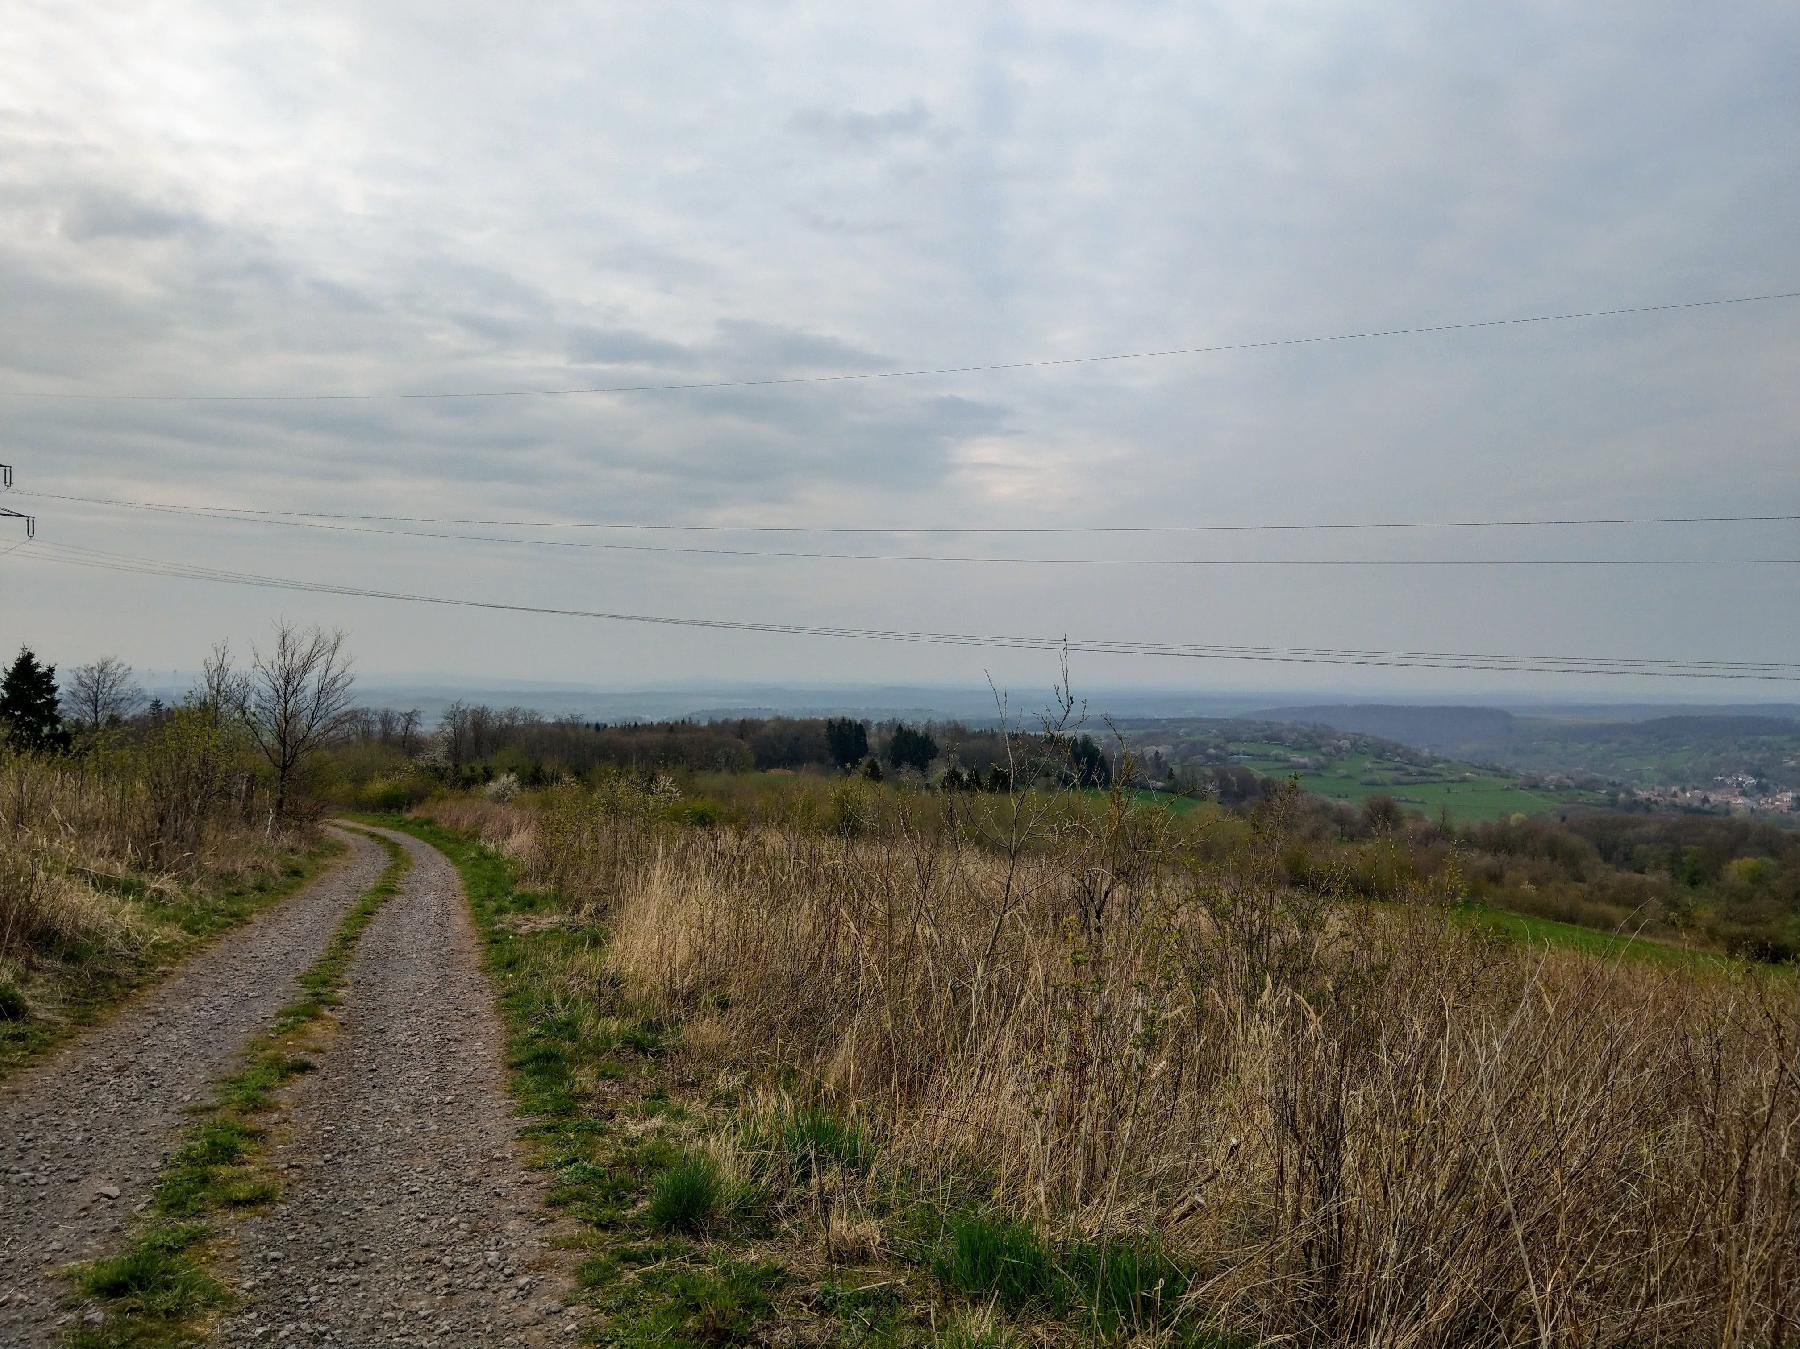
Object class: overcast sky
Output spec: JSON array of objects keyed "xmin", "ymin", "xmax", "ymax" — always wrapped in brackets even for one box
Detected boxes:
[{"xmin": 2, "ymin": 2, "xmax": 1796, "ymax": 704}]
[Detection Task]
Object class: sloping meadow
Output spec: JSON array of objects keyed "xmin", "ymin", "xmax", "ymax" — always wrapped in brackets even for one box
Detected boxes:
[
  {"xmin": 1, "ymin": 743, "xmax": 310, "ymax": 1061},
  {"xmin": 425, "ymin": 784, "xmax": 1799, "ymax": 1347}
]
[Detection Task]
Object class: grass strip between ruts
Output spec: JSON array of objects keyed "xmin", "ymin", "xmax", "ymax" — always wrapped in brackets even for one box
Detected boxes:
[{"xmin": 62, "ymin": 827, "xmax": 411, "ymax": 1349}]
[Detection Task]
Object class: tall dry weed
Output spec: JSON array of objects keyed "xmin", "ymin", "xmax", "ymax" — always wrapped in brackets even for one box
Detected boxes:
[
  {"xmin": 0, "ymin": 746, "xmax": 298, "ymax": 985},
  {"xmin": 427, "ymin": 781, "xmax": 1800, "ymax": 1347}
]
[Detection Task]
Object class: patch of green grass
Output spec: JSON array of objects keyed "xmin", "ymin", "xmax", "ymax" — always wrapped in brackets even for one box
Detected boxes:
[
  {"xmin": 933, "ymin": 1213, "xmax": 1064, "ymax": 1314},
  {"xmin": 604, "ymin": 1259, "xmax": 790, "ymax": 1347},
  {"xmin": 1064, "ymin": 1237, "xmax": 1190, "ymax": 1329},
  {"xmin": 932, "ymin": 1316, "xmax": 1021, "ymax": 1349},
  {"xmin": 75, "ymin": 1245, "xmax": 227, "ymax": 1318},
  {"xmin": 619, "ymin": 1018, "xmax": 671, "ymax": 1056},
  {"xmin": 649, "ymin": 1153, "xmax": 725, "ymax": 1235},
  {"xmin": 785, "ymin": 1105, "xmax": 872, "ymax": 1175},
  {"xmin": 928, "ymin": 1210, "xmax": 1199, "ymax": 1335},
  {"xmin": 735, "ymin": 1100, "xmax": 873, "ymax": 1190},
  {"xmin": 1457, "ymin": 902, "xmax": 1742, "ymax": 971},
  {"xmin": 818, "ymin": 1278, "xmax": 906, "ymax": 1340},
  {"xmin": 65, "ymin": 829, "xmax": 408, "ymax": 1348}
]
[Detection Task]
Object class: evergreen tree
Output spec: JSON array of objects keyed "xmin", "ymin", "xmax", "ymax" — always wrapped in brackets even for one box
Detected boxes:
[
  {"xmin": 885, "ymin": 723, "xmax": 938, "ymax": 773},
  {"xmin": 825, "ymin": 717, "xmax": 869, "ymax": 769},
  {"xmin": 0, "ymin": 647, "xmax": 70, "ymax": 752},
  {"xmin": 1069, "ymin": 733, "xmax": 1110, "ymax": 788}
]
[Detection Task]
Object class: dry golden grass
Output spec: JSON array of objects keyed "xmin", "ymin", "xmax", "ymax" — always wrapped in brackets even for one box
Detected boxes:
[
  {"xmin": 424, "ymin": 784, "xmax": 1799, "ymax": 1347},
  {"xmin": 0, "ymin": 749, "xmax": 307, "ymax": 1035},
  {"xmin": 0, "ymin": 839, "xmax": 157, "ymax": 962}
]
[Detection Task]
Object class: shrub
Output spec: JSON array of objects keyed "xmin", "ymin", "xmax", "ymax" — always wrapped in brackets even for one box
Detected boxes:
[{"xmin": 0, "ymin": 975, "xmax": 27, "ymax": 1021}]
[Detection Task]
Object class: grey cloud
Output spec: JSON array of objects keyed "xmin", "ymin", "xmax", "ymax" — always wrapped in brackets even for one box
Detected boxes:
[
  {"xmin": 796, "ymin": 209, "xmax": 902, "ymax": 237},
  {"xmin": 789, "ymin": 99, "xmax": 942, "ymax": 148},
  {"xmin": 533, "ymin": 317, "xmax": 895, "ymax": 376},
  {"xmin": 565, "ymin": 326, "xmax": 694, "ymax": 366},
  {"xmin": 59, "ymin": 191, "xmax": 212, "ymax": 242},
  {"xmin": 450, "ymin": 311, "xmax": 529, "ymax": 345},
  {"xmin": 709, "ymin": 320, "xmax": 891, "ymax": 372}
]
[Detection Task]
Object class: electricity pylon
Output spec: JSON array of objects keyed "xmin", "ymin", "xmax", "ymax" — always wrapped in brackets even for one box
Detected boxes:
[{"xmin": 0, "ymin": 463, "xmax": 35, "ymax": 537}]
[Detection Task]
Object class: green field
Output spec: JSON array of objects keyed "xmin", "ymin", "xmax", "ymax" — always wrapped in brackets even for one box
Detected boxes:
[
  {"xmin": 1125, "ymin": 728, "xmax": 1602, "ymax": 822},
  {"xmin": 1230, "ymin": 750, "xmax": 1591, "ymax": 823}
]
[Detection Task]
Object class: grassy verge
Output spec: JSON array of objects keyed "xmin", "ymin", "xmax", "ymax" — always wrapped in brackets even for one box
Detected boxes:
[
  {"xmin": 379, "ymin": 814, "xmax": 1231, "ymax": 1348},
  {"xmin": 64, "ymin": 830, "xmax": 410, "ymax": 1349},
  {"xmin": 1455, "ymin": 900, "xmax": 1776, "ymax": 973},
  {"xmin": 0, "ymin": 836, "xmax": 346, "ymax": 1082}
]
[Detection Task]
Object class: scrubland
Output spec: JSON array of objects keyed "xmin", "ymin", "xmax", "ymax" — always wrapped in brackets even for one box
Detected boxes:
[
  {"xmin": 422, "ymin": 775, "xmax": 1798, "ymax": 1347},
  {"xmin": 0, "ymin": 726, "xmax": 318, "ymax": 1070}
]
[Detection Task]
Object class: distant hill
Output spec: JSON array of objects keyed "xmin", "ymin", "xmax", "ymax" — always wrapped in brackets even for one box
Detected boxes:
[
  {"xmin": 1255, "ymin": 704, "xmax": 1517, "ymax": 751},
  {"xmin": 1601, "ymin": 715, "xmax": 1800, "ymax": 740},
  {"xmin": 1250, "ymin": 704, "xmax": 1800, "ymax": 791}
]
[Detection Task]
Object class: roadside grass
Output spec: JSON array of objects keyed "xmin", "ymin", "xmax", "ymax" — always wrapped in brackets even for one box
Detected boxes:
[
  {"xmin": 430, "ymin": 779, "xmax": 1800, "ymax": 1345},
  {"xmin": 0, "ymin": 837, "xmax": 344, "ymax": 1082},
  {"xmin": 381, "ymin": 813, "xmax": 1238, "ymax": 1347},
  {"xmin": 63, "ymin": 830, "xmax": 409, "ymax": 1349},
  {"xmin": 405, "ymin": 806, "xmax": 1728, "ymax": 1339}
]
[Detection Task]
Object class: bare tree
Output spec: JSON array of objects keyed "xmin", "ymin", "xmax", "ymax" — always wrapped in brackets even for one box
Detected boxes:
[
  {"xmin": 245, "ymin": 623, "xmax": 356, "ymax": 817},
  {"xmin": 195, "ymin": 641, "xmax": 250, "ymax": 724},
  {"xmin": 67, "ymin": 655, "xmax": 144, "ymax": 730}
]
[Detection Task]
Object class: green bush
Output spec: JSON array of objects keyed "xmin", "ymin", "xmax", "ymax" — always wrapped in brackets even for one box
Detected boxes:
[{"xmin": 356, "ymin": 774, "xmax": 433, "ymax": 812}]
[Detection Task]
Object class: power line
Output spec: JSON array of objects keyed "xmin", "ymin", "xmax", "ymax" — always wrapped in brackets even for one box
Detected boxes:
[
  {"xmin": 18, "ymin": 489, "xmax": 1800, "ymax": 535},
  {"xmin": 13, "ymin": 540, "xmax": 1799, "ymax": 681},
  {"xmin": 20, "ymin": 493, "xmax": 1800, "ymax": 566},
  {"xmin": 3, "ymin": 288, "xmax": 1796, "ymax": 403}
]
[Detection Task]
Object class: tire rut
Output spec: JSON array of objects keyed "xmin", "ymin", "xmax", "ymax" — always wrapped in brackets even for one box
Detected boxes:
[
  {"xmin": 214, "ymin": 824, "xmax": 571, "ymax": 1347},
  {"xmin": 0, "ymin": 826, "xmax": 390, "ymax": 1347}
]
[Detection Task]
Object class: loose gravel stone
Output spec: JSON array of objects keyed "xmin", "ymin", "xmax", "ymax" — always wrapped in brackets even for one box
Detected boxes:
[
  {"xmin": 0, "ymin": 828, "xmax": 389, "ymax": 1349},
  {"xmin": 214, "ymin": 825, "xmax": 569, "ymax": 1347}
]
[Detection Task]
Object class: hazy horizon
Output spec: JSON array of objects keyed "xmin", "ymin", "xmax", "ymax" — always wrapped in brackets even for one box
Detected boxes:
[{"xmin": 97, "ymin": 665, "xmax": 1800, "ymax": 727}]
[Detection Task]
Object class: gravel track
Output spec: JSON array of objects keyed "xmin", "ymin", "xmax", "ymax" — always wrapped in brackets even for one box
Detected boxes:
[
  {"xmin": 214, "ymin": 824, "xmax": 571, "ymax": 1347},
  {"xmin": 0, "ymin": 827, "xmax": 389, "ymax": 1347}
]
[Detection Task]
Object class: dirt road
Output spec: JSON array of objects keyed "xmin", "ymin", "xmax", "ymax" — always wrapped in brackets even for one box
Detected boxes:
[
  {"xmin": 212, "ymin": 824, "xmax": 569, "ymax": 1347},
  {"xmin": 0, "ymin": 827, "xmax": 389, "ymax": 1348}
]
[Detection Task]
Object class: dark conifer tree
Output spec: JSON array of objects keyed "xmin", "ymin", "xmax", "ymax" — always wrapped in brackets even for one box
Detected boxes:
[
  {"xmin": 0, "ymin": 647, "xmax": 70, "ymax": 752},
  {"xmin": 825, "ymin": 717, "xmax": 869, "ymax": 769},
  {"xmin": 885, "ymin": 724, "xmax": 938, "ymax": 773}
]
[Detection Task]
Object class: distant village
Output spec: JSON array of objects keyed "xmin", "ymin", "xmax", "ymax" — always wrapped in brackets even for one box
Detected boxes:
[{"xmin": 1638, "ymin": 775, "xmax": 1800, "ymax": 816}]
